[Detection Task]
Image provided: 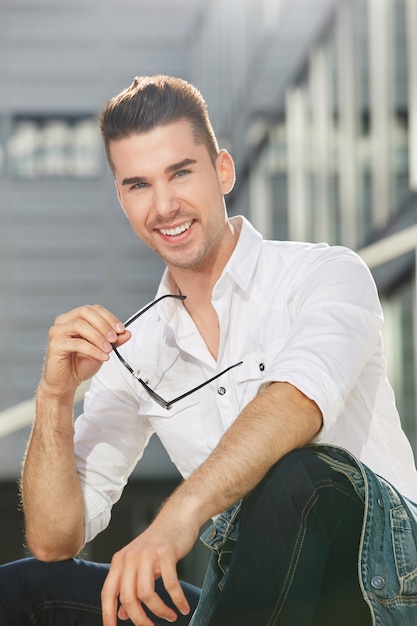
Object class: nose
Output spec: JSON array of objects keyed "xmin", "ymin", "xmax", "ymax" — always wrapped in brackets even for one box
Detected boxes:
[{"xmin": 152, "ymin": 183, "xmax": 180, "ymax": 219}]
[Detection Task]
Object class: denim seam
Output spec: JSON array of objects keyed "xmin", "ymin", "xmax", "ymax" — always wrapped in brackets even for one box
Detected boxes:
[
  {"xmin": 27, "ymin": 600, "xmax": 102, "ymax": 625},
  {"xmin": 266, "ymin": 480, "xmax": 345, "ymax": 626}
]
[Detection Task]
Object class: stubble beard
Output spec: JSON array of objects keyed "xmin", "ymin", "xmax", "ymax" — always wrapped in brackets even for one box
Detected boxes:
[{"xmin": 153, "ymin": 218, "xmax": 227, "ymax": 272}]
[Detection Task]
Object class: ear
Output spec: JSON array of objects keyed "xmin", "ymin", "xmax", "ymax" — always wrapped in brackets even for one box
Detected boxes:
[{"xmin": 216, "ymin": 149, "xmax": 236, "ymax": 195}]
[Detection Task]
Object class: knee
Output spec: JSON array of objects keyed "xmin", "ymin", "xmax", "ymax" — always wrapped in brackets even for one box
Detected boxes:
[
  {"xmin": 245, "ymin": 449, "xmax": 335, "ymax": 515},
  {"xmin": 0, "ymin": 558, "xmax": 48, "ymax": 610},
  {"xmin": 267, "ymin": 448, "xmax": 332, "ymax": 491},
  {"xmin": 0, "ymin": 557, "xmax": 37, "ymax": 581},
  {"xmin": 0, "ymin": 557, "xmax": 87, "ymax": 591}
]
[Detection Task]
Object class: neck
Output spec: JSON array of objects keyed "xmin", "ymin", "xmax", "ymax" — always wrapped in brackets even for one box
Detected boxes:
[
  {"xmin": 172, "ymin": 267, "xmax": 222, "ymax": 360},
  {"xmin": 169, "ymin": 218, "xmax": 239, "ymax": 307},
  {"xmin": 167, "ymin": 219, "xmax": 241, "ymax": 360}
]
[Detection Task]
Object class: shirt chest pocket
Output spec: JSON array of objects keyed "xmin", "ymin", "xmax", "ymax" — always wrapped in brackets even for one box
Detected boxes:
[
  {"xmin": 135, "ymin": 380, "xmax": 201, "ymax": 418},
  {"xmin": 234, "ymin": 339, "xmax": 286, "ymax": 407},
  {"xmin": 128, "ymin": 358, "xmax": 201, "ymax": 418}
]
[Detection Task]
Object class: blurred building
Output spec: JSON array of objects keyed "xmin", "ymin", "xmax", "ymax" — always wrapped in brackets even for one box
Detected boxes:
[{"xmin": 0, "ymin": 0, "xmax": 416, "ymax": 583}]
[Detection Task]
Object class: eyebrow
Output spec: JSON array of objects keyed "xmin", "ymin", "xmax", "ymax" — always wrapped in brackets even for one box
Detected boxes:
[{"xmin": 121, "ymin": 158, "xmax": 197, "ymax": 187}]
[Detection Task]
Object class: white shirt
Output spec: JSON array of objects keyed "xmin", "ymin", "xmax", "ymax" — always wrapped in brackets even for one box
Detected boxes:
[{"xmin": 74, "ymin": 216, "xmax": 417, "ymax": 543}]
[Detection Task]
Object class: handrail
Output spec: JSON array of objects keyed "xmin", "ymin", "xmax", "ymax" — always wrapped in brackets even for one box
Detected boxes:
[{"xmin": 356, "ymin": 223, "xmax": 417, "ymax": 269}]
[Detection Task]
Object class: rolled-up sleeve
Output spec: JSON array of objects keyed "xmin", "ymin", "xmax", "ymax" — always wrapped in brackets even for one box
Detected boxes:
[
  {"xmin": 266, "ymin": 246, "xmax": 384, "ymax": 433},
  {"xmin": 74, "ymin": 354, "xmax": 154, "ymax": 544}
]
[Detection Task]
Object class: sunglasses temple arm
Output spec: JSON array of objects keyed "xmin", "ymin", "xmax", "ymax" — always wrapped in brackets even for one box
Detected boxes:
[
  {"xmin": 111, "ymin": 344, "xmax": 135, "ymax": 375},
  {"xmin": 136, "ymin": 379, "xmax": 170, "ymax": 409},
  {"xmin": 125, "ymin": 294, "xmax": 186, "ymax": 328},
  {"xmin": 112, "ymin": 345, "xmax": 169, "ymax": 408},
  {"xmin": 166, "ymin": 360, "xmax": 244, "ymax": 408}
]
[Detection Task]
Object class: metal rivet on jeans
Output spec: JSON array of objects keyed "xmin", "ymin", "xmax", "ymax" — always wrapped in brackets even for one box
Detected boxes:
[
  {"xmin": 209, "ymin": 528, "xmax": 216, "ymax": 541},
  {"xmin": 377, "ymin": 498, "xmax": 384, "ymax": 509},
  {"xmin": 371, "ymin": 576, "xmax": 386, "ymax": 590},
  {"xmin": 218, "ymin": 387, "xmax": 226, "ymax": 395}
]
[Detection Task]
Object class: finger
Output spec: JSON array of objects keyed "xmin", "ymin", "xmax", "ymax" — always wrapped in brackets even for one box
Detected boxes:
[
  {"xmin": 48, "ymin": 322, "xmax": 113, "ymax": 364},
  {"xmin": 51, "ymin": 315, "xmax": 129, "ymax": 360},
  {"xmin": 134, "ymin": 560, "xmax": 178, "ymax": 623},
  {"xmin": 117, "ymin": 567, "xmax": 162, "ymax": 626},
  {"xmin": 55, "ymin": 305, "xmax": 128, "ymax": 345},
  {"xmin": 160, "ymin": 561, "xmax": 190, "ymax": 617},
  {"xmin": 103, "ymin": 554, "xmax": 157, "ymax": 626},
  {"xmin": 117, "ymin": 604, "xmax": 130, "ymax": 620},
  {"xmin": 101, "ymin": 567, "xmax": 121, "ymax": 626},
  {"xmin": 117, "ymin": 600, "xmax": 155, "ymax": 626},
  {"xmin": 51, "ymin": 317, "xmax": 112, "ymax": 351},
  {"xmin": 102, "ymin": 560, "xmax": 152, "ymax": 626},
  {"xmin": 86, "ymin": 304, "xmax": 131, "ymax": 346}
]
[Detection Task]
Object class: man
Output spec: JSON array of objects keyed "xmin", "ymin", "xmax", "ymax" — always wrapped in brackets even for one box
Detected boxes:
[{"xmin": 1, "ymin": 74, "xmax": 417, "ymax": 626}]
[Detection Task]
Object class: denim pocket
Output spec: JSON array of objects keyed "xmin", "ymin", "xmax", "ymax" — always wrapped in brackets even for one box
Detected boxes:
[
  {"xmin": 216, "ymin": 535, "xmax": 237, "ymax": 591},
  {"xmin": 200, "ymin": 502, "xmax": 241, "ymax": 592},
  {"xmin": 391, "ymin": 505, "xmax": 417, "ymax": 595}
]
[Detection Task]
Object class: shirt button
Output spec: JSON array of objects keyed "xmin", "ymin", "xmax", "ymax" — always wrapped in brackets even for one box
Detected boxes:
[
  {"xmin": 259, "ymin": 363, "xmax": 265, "ymax": 371},
  {"xmin": 209, "ymin": 528, "xmax": 216, "ymax": 540},
  {"xmin": 218, "ymin": 387, "xmax": 226, "ymax": 396},
  {"xmin": 371, "ymin": 576, "xmax": 386, "ymax": 590},
  {"xmin": 377, "ymin": 498, "xmax": 384, "ymax": 509}
]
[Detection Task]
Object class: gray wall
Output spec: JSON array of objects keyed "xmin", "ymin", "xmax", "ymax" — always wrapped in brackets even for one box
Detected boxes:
[{"xmin": 0, "ymin": 0, "xmax": 208, "ymax": 480}]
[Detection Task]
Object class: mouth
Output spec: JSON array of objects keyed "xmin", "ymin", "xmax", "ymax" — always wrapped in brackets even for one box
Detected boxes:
[{"xmin": 158, "ymin": 220, "xmax": 194, "ymax": 237}]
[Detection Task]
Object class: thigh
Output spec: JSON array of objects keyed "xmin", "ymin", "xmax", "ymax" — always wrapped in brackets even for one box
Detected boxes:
[
  {"xmin": 206, "ymin": 449, "xmax": 370, "ymax": 626},
  {"xmin": 0, "ymin": 558, "xmax": 106, "ymax": 626},
  {"xmin": 0, "ymin": 557, "xmax": 200, "ymax": 626}
]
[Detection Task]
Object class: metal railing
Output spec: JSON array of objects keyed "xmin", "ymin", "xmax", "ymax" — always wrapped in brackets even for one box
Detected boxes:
[
  {"xmin": 0, "ymin": 380, "xmax": 90, "ymax": 439},
  {"xmin": 356, "ymin": 223, "xmax": 417, "ymax": 269}
]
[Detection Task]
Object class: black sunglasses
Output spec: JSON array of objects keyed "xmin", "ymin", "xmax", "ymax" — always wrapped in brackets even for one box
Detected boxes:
[{"xmin": 112, "ymin": 294, "xmax": 243, "ymax": 410}]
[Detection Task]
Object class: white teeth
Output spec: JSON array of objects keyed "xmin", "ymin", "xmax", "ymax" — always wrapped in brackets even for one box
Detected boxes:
[{"xmin": 159, "ymin": 220, "xmax": 193, "ymax": 236}]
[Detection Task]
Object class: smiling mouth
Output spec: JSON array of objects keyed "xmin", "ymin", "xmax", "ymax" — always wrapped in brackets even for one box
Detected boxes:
[{"xmin": 159, "ymin": 220, "xmax": 193, "ymax": 237}]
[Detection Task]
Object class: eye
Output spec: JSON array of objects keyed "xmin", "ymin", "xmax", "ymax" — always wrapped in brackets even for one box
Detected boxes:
[
  {"xmin": 174, "ymin": 169, "xmax": 190, "ymax": 178},
  {"xmin": 131, "ymin": 181, "xmax": 149, "ymax": 190}
]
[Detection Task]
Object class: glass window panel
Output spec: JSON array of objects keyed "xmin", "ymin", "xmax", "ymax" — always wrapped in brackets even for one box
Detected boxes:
[
  {"xmin": 6, "ymin": 116, "xmax": 102, "ymax": 179},
  {"xmin": 354, "ymin": 0, "xmax": 373, "ymax": 244},
  {"xmin": 399, "ymin": 281, "xmax": 417, "ymax": 452},
  {"xmin": 391, "ymin": 0, "xmax": 409, "ymax": 208},
  {"xmin": 270, "ymin": 173, "xmax": 288, "ymax": 241},
  {"xmin": 384, "ymin": 280, "xmax": 417, "ymax": 455}
]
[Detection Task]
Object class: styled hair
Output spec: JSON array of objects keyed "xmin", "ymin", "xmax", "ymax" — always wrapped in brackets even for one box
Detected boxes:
[{"xmin": 99, "ymin": 75, "xmax": 219, "ymax": 172}]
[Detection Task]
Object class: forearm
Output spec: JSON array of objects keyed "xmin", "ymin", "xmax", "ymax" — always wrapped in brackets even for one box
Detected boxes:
[
  {"xmin": 160, "ymin": 382, "xmax": 322, "ymax": 529},
  {"xmin": 21, "ymin": 382, "xmax": 85, "ymax": 561},
  {"xmin": 100, "ymin": 384, "xmax": 322, "ymax": 625}
]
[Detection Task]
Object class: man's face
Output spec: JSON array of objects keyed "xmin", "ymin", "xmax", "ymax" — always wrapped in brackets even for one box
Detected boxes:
[{"xmin": 111, "ymin": 119, "xmax": 235, "ymax": 273}]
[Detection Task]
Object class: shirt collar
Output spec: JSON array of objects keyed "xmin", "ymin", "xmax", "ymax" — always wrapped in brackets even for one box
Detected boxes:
[
  {"xmin": 219, "ymin": 215, "xmax": 263, "ymax": 292},
  {"xmin": 156, "ymin": 215, "xmax": 263, "ymax": 316}
]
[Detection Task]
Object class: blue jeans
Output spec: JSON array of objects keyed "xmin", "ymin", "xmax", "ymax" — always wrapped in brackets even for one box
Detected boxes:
[
  {"xmin": 0, "ymin": 449, "xmax": 370, "ymax": 625},
  {"xmin": 191, "ymin": 448, "xmax": 371, "ymax": 625},
  {"xmin": 0, "ymin": 558, "xmax": 201, "ymax": 625}
]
